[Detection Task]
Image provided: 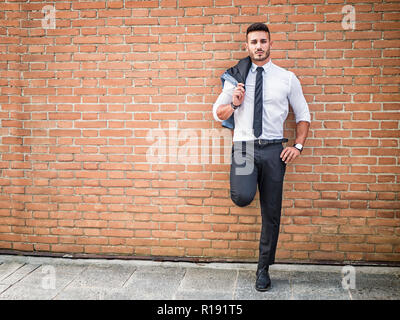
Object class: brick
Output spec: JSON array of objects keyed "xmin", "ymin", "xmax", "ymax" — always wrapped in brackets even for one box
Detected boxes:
[{"xmin": 0, "ymin": 1, "xmax": 399, "ymax": 265}]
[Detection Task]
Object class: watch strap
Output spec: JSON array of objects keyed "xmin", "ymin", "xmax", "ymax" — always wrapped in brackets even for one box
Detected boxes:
[{"xmin": 231, "ymin": 102, "xmax": 240, "ymax": 110}]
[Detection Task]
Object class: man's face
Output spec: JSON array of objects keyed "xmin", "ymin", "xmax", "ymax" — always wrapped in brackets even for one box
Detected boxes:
[{"xmin": 246, "ymin": 31, "xmax": 272, "ymax": 62}]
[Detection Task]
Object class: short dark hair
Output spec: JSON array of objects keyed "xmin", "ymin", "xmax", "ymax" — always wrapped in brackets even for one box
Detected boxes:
[{"xmin": 246, "ymin": 23, "xmax": 270, "ymax": 39}]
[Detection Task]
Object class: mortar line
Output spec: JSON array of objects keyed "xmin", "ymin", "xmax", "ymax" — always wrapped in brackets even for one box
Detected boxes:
[{"xmin": 122, "ymin": 267, "xmax": 137, "ymax": 288}]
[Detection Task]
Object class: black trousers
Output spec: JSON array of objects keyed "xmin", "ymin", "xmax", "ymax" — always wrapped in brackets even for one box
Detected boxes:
[{"xmin": 230, "ymin": 140, "xmax": 286, "ymax": 270}]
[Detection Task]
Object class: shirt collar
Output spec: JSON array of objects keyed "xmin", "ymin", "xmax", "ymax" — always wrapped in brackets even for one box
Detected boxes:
[{"xmin": 250, "ymin": 59, "xmax": 272, "ymax": 73}]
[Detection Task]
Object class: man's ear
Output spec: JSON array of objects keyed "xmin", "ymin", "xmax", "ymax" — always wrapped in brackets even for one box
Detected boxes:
[{"xmin": 245, "ymin": 42, "xmax": 249, "ymax": 51}]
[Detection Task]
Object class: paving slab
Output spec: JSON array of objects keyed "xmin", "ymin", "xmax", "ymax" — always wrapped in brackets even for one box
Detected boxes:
[
  {"xmin": 65, "ymin": 264, "xmax": 135, "ymax": 288},
  {"xmin": 349, "ymin": 273, "xmax": 400, "ymax": 300},
  {"xmin": 55, "ymin": 287, "xmax": 126, "ymax": 300},
  {"xmin": 0, "ymin": 264, "xmax": 86, "ymax": 300},
  {"xmin": 0, "ymin": 263, "xmax": 40, "ymax": 285},
  {"xmin": 0, "ymin": 254, "xmax": 398, "ymax": 300},
  {"xmin": 175, "ymin": 267, "xmax": 237, "ymax": 300},
  {"xmin": 290, "ymin": 270, "xmax": 350, "ymax": 300},
  {"xmin": 124, "ymin": 266, "xmax": 186, "ymax": 300},
  {"xmin": 0, "ymin": 262, "xmax": 24, "ymax": 283}
]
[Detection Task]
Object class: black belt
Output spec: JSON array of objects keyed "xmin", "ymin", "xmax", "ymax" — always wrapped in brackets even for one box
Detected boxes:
[{"xmin": 254, "ymin": 138, "xmax": 288, "ymax": 145}]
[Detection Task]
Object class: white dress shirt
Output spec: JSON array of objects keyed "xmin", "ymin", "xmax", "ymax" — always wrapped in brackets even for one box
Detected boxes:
[{"xmin": 213, "ymin": 60, "xmax": 311, "ymax": 142}]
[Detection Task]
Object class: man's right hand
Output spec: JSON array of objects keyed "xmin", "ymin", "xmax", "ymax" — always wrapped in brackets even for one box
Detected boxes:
[{"xmin": 232, "ymin": 83, "xmax": 245, "ymax": 106}]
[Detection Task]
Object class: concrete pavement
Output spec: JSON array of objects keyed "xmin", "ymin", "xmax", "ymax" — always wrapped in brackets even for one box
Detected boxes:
[{"xmin": 0, "ymin": 254, "xmax": 399, "ymax": 300}]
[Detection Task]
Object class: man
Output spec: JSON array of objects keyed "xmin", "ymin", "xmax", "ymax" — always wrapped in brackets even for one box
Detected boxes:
[{"xmin": 212, "ymin": 23, "xmax": 311, "ymax": 292}]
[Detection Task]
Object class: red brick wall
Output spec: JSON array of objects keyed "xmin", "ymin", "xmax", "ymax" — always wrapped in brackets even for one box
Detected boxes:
[{"xmin": 0, "ymin": 0, "xmax": 399, "ymax": 264}]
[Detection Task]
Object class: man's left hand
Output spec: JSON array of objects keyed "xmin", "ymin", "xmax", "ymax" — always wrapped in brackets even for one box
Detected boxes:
[{"xmin": 280, "ymin": 147, "xmax": 300, "ymax": 164}]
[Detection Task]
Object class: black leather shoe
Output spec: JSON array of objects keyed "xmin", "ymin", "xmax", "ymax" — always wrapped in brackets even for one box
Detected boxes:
[{"xmin": 255, "ymin": 267, "xmax": 271, "ymax": 292}]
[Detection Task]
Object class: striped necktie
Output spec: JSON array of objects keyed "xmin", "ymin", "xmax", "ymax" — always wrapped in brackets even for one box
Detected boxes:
[{"xmin": 253, "ymin": 66, "xmax": 264, "ymax": 138}]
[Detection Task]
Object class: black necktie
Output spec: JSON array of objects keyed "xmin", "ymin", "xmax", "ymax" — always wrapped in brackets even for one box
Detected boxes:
[{"xmin": 253, "ymin": 67, "xmax": 264, "ymax": 138}]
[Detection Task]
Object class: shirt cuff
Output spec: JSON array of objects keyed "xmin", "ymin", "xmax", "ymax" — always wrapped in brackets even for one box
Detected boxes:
[{"xmin": 213, "ymin": 103, "xmax": 224, "ymax": 122}]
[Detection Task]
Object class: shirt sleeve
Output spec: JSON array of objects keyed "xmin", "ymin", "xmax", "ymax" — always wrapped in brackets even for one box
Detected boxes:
[
  {"xmin": 212, "ymin": 80, "xmax": 235, "ymax": 122},
  {"xmin": 288, "ymin": 72, "xmax": 311, "ymax": 124}
]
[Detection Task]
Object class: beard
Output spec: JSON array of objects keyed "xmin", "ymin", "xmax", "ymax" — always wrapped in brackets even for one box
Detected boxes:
[{"xmin": 251, "ymin": 48, "xmax": 270, "ymax": 62}]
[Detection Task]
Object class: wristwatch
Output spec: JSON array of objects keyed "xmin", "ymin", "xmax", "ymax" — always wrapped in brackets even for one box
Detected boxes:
[
  {"xmin": 293, "ymin": 143, "xmax": 303, "ymax": 153},
  {"xmin": 231, "ymin": 102, "xmax": 240, "ymax": 110}
]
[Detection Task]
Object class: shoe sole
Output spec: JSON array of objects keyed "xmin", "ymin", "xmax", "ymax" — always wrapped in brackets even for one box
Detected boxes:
[{"xmin": 255, "ymin": 283, "xmax": 271, "ymax": 292}]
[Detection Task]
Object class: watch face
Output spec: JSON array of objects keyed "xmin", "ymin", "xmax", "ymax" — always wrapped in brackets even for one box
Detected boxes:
[{"xmin": 294, "ymin": 144, "xmax": 303, "ymax": 151}]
